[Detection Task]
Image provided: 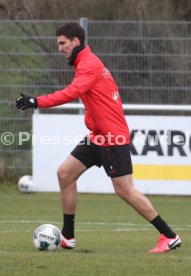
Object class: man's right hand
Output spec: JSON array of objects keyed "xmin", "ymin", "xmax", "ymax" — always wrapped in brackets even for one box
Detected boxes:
[{"xmin": 16, "ymin": 93, "xmax": 38, "ymax": 110}]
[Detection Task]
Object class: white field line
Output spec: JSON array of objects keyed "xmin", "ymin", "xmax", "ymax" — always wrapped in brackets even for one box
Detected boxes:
[
  {"xmin": 1, "ymin": 219, "xmax": 191, "ymax": 227},
  {"xmin": 0, "ymin": 229, "xmax": 151, "ymax": 233},
  {"xmin": 0, "ymin": 220, "xmax": 191, "ymax": 231},
  {"xmin": 0, "ymin": 228, "xmax": 190, "ymax": 233}
]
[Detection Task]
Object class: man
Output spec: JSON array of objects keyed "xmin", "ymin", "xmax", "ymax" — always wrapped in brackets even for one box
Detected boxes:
[{"xmin": 16, "ymin": 22, "xmax": 181, "ymax": 253}]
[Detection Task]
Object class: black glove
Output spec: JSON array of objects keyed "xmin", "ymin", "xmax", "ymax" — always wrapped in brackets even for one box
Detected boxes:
[{"xmin": 16, "ymin": 93, "xmax": 38, "ymax": 110}]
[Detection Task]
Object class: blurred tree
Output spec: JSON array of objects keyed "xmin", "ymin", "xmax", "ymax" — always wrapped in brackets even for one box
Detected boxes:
[{"xmin": 0, "ymin": 0, "xmax": 191, "ymax": 20}]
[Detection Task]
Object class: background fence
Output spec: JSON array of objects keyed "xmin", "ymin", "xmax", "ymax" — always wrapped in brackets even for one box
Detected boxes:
[{"xmin": 0, "ymin": 20, "xmax": 191, "ymax": 180}]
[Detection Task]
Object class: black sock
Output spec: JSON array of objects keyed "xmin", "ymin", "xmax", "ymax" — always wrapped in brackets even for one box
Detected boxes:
[
  {"xmin": 62, "ymin": 214, "xmax": 75, "ymax": 239},
  {"xmin": 150, "ymin": 215, "xmax": 176, "ymax": 238}
]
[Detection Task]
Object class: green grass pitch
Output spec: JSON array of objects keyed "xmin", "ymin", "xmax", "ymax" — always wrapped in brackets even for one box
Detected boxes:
[{"xmin": 0, "ymin": 184, "xmax": 191, "ymax": 276}]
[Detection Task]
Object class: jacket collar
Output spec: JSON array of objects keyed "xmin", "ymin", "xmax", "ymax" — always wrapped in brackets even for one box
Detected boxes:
[
  {"xmin": 68, "ymin": 44, "xmax": 85, "ymax": 65},
  {"xmin": 73, "ymin": 45, "xmax": 91, "ymax": 68}
]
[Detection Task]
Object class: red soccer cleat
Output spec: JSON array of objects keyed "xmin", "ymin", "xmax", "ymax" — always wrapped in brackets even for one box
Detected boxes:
[
  {"xmin": 60, "ymin": 235, "xmax": 76, "ymax": 249},
  {"xmin": 149, "ymin": 234, "xmax": 181, "ymax": 253}
]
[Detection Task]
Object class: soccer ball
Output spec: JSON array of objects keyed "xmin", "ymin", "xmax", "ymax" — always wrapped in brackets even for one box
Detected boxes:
[
  {"xmin": 17, "ymin": 175, "xmax": 37, "ymax": 193},
  {"xmin": 33, "ymin": 224, "xmax": 62, "ymax": 251}
]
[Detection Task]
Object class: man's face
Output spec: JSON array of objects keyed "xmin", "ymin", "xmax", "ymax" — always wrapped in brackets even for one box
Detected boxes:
[{"xmin": 57, "ymin": 35, "xmax": 80, "ymax": 59}]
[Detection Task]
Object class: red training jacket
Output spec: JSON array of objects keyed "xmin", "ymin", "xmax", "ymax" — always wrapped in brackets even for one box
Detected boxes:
[{"xmin": 37, "ymin": 46, "xmax": 130, "ymax": 146}]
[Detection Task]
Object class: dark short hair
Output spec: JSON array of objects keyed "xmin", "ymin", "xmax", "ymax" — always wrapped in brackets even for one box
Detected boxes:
[{"xmin": 56, "ymin": 22, "xmax": 85, "ymax": 45}]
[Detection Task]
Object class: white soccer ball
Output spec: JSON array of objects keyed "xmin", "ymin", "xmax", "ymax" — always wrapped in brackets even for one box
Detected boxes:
[
  {"xmin": 17, "ymin": 175, "xmax": 37, "ymax": 193},
  {"xmin": 33, "ymin": 224, "xmax": 62, "ymax": 251}
]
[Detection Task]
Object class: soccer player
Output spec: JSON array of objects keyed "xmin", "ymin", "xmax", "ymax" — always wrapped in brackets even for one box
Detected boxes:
[{"xmin": 16, "ymin": 22, "xmax": 181, "ymax": 253}]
